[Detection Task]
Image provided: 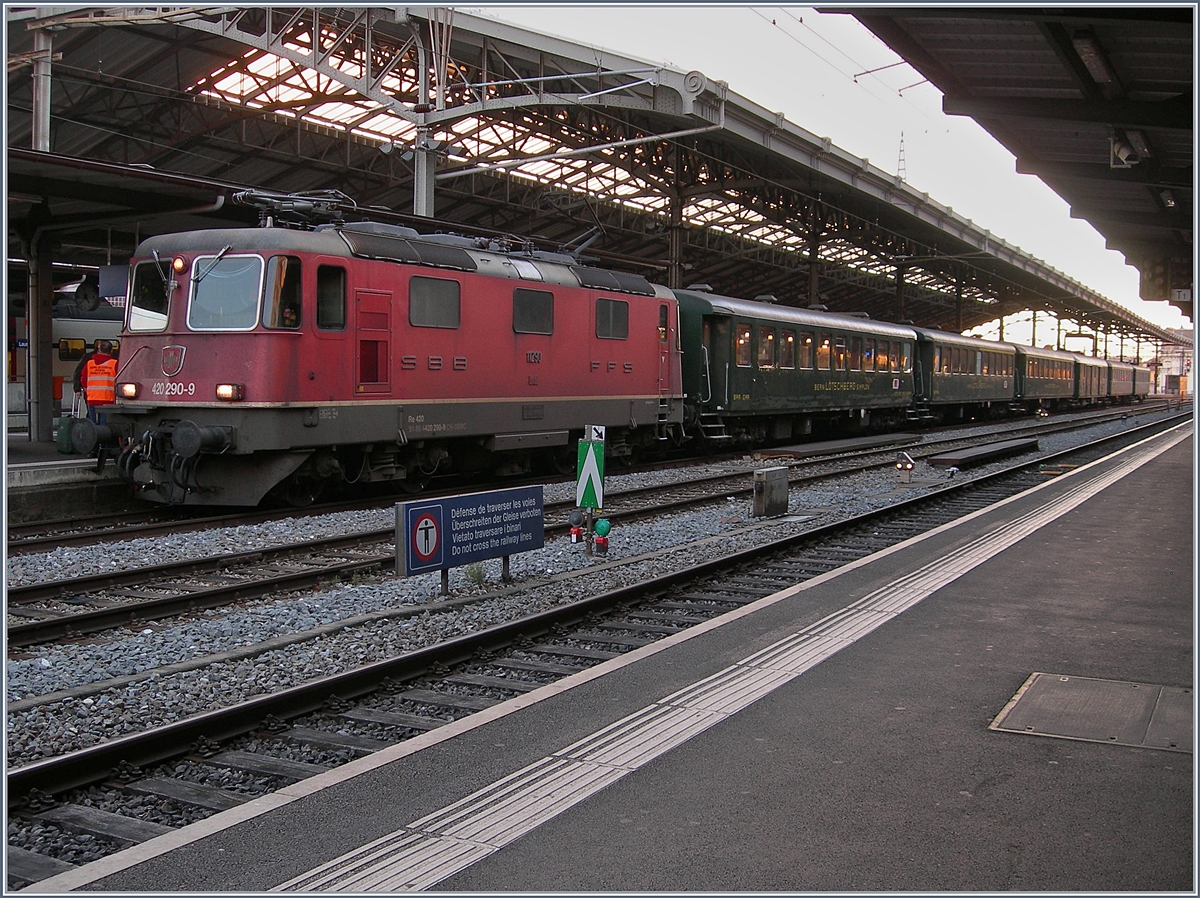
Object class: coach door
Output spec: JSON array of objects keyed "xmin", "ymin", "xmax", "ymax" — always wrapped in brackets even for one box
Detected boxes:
[
  {"xmin": 355, "ymin": 290, "xmax": 391, "ymax": 393},
  {"xmin": 701, "ymin": 317, "xmax": 731, "ymax": 408}
]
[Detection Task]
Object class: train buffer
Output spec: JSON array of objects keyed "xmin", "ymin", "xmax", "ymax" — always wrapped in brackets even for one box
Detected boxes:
[{"xmin": 927, "ymin": 437, "xmax": 1038, "ymax": 469}]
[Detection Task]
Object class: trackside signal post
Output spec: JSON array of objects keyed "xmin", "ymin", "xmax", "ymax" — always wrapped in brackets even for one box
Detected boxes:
[
  {"xmin": 397, "ymin": 485, "xmax": 544, "ymax": 594},
  {"xmin": 576, "ymin": 424, "xmax": 607, "ymax": 557}
]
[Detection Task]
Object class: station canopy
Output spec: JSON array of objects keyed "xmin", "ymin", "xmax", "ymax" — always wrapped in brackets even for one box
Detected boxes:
[
  {"xmin": 6, "ymin": 5, "xmax": 1184, "ymax": 344},
  {"xmin": 845, "ymin": 6, "xmax": 1193, "ymax": 325}
]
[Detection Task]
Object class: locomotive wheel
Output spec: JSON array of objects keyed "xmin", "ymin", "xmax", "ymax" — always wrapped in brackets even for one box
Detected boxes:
[
  {"xmin": 398, "ymin": 471, "xmax": 429, "ymax": 494},
  {"xmin": 276, "ymin": 473, "xmax": 324, "ymax": 508},
  {"xmin": 548, "ymin": 447, "xmax": 576, "ymax": 476}
]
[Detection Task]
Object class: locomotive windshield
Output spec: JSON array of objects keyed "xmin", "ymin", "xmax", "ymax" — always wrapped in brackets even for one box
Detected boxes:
[
  {"xmin": 128, "ymin": 259, "xmax": 172, "ymax": 332},
  {"xmin": 187, "ymin": 254, "xmax": 262, "ymax": 330}
]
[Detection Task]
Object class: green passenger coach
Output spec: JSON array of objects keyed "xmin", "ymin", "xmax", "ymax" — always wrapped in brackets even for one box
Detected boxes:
[
  {"xmin": 911, "ymin": 328, "xmax": 1019, "ymax": 422},
  {"xmin": 674, "ymin": 288, "xmax": 918, "ymax": 443}
]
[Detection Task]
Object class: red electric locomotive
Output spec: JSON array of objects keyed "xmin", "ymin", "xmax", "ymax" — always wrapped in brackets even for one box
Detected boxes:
[{"xmin": 79, "ymin": 201, "xmax": 684, "ymax": 505}]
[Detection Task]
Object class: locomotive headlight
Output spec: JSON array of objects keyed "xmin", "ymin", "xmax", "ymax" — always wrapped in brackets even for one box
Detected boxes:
[
  {"xmin": 215, "ymin": 383, "xmax": 245, "ymax": 401},
  {"xmin": 117, "ymin": 382, "xmax": 140, "ymax": 399},
  {"xmin": 172, "ymin": 256, "xmax": 187, "ymax": 273}
]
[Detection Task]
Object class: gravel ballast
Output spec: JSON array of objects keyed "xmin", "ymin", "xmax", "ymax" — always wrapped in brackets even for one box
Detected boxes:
[{"xmin": 6, "ymin": 410, "xmax": 1182, "ymax": 766}]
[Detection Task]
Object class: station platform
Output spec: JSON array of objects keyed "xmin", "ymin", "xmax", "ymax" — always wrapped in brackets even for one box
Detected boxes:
[
  {"xmin": 24, "ymin": 423, "xmax": 1195, "ymax": 893},
  {"xmin": 6, "ymin": 431, "xmax": 135, "ymax": 523}
]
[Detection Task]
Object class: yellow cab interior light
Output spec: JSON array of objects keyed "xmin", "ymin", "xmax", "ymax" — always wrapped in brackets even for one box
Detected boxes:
[
  {"xmin": 216, "ymin": 383, "xmax": 245, "ymax": 401},
  {"xmin": 118, "ymin": 382, "xmax": 139, "ymax": 399}
]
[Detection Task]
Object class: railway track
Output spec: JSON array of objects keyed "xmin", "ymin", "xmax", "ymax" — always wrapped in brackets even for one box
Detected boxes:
[
  {"xmin": 6, "ymin": 409, "xmax": 1171, "ymax": 648},
  {"xmin": 5, "ymin": 413, "xmax": 1189, "ymax": 888},
  {"xmin": 7, "ymin": 404, "xmax": 1172, "ymax": 554}
]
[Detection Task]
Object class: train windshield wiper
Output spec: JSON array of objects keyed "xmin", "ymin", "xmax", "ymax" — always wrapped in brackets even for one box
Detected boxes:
[
  {"xmin": 151, "ymin": 249, "xmax": 177, "ymax": 295},
  {"xmin": 192, "ymin": 244, "xmax": 233, "ymax": 285}
]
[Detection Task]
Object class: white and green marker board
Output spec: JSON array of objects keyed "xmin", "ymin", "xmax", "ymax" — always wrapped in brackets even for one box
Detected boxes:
[{"xmin": 576, "ymin": 424, "xmax": 605, "ymax": 509}]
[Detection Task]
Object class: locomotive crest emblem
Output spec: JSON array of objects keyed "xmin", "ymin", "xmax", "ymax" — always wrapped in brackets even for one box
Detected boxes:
[{"xmin": 162, "ymin": 345, "xmax": 186, "ymax": 377}]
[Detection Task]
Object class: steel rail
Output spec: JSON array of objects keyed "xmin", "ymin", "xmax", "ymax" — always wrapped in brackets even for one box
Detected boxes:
[
  {"xmin": 8, "ymin": 414, "xmax": 1186, "ymax": 804},
  {"xmin": 8, "ymin": 411, "xmax": 1186, "ymax": 647}
]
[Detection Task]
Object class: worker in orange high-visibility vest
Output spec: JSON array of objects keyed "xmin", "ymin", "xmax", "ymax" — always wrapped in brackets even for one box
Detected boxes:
[{"xmin": 81, "ymin": 339, "xmax": 117, "ymax": 424}]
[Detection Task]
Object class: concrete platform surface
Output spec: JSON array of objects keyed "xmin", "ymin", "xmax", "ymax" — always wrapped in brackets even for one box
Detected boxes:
[{"xmin": 24, "ymin": 422, "xmax": 1195, "ymax": 893}]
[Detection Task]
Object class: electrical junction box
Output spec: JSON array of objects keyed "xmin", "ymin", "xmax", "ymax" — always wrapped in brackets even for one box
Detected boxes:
[{"xmin": 752, "ymin": 466, "xmax": 789, "ymax": 518}]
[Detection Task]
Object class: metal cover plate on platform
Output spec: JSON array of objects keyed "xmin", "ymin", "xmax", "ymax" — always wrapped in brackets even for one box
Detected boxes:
[{"xmin": 990, "ymin": 673, "xmax": 1193, "ymax": 753}]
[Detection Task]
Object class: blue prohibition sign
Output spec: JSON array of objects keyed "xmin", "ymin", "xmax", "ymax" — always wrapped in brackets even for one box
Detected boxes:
[{"xmin": 405, "ymin": 504, "xmax": 444, "ymax": 571}]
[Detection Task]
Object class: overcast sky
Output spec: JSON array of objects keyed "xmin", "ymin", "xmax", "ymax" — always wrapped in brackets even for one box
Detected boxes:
[{"xmin": 470, "ymin": 4, "xmax": 1189, "ymax": 334}]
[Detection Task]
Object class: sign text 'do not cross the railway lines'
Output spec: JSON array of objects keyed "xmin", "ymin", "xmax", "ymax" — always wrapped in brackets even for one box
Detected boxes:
[{"xmin": 396, "ymin": 485, "xmax": 545, "ymax": 577}]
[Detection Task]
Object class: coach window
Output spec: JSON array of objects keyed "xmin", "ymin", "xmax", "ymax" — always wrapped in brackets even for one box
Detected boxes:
[
  {"xmin": 833, "ymin": 336, "xmax": 848, "ymax": 371},
  {"xmin": 513, "ymin": 288, "xmax": 554, "ymax": 334},
  {"xmin": 596, "ymin": 298, "xmax": 629, "ymax": 340},
  {"xmin": 849, "ymin": 336, "xmax": 863, "ymax": 371},
  {"xmin": 758, "ymin": 327, "xmax": 776, "ymax": 368},
  {"xmin": 780, "ymin": 330, "xmax": 796, "ymax": 369},
  {"xmin": 863, "ymin": 339, "xmax": 875, "ymax": 371},
  {"xmin": 798, "ymin": 331, "xmax": 814, "ymax": 368},
  {"xmin": 816, "ymin": 332, "xmax": 832, "ymax": 370},
  {"xmin": 902, "ymin": 343, "xmax": 911, "ymax": 372},
  {"xmin": 411, "ymin": 276, "xmax": 461, "ymax": 328},
  {"xmin": 877, "ymin": 342, "xmax": 890, "ymax": 372},
  {"xmin": 974, "ymin": 351, "xmax": 982, "ymax": 375},
  {"xmin": 128, "ymin": 258, "xmax": 172, "ymax": 332},
  {"xmin": 735, "ymin": 323, "xmax": 752, "ymax": 367},
  {"xmin": 263, "ymin": 256, "xmax": 302, "ymax": 329},
  {"xmin": 317, "ymin": 265, "xmax": 346, "ymax": 330}
]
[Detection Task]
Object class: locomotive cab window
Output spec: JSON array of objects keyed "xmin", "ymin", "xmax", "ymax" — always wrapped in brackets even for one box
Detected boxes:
[
  {"xmin": 596, "ymin": 298, "xmax": 629, "ymax": 340},
  {"xmin": 659, "ymin": 305, "xmax": 669, "ymax": 342},
  {"xmin": 187, "ymin": 254, "xmax": 262, "ymax": 331},
  {"xmin": 758, "ymin": 327, "xmax": 776, "ymax": 368},
  {"xmin": 317, "ymin": 265, "xmax": 346, "ymax": 330},
  {"xmin": 263, "ymin": 256, "xmax": 302, "ymax": 329},
  {"xmin": 513, "ymin": 288, "xmax": 554, "ymax": 335},
  {"xmin": 735, "ymin": 323, "xmax": 752, "ymax": 367},
  {"xmin": 411, "ymin": 276, "xmax": 461, "ymax": 329},
  {"xmin": 128, "ymin": 259, "xmax": 173, "ymax": 332}
]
